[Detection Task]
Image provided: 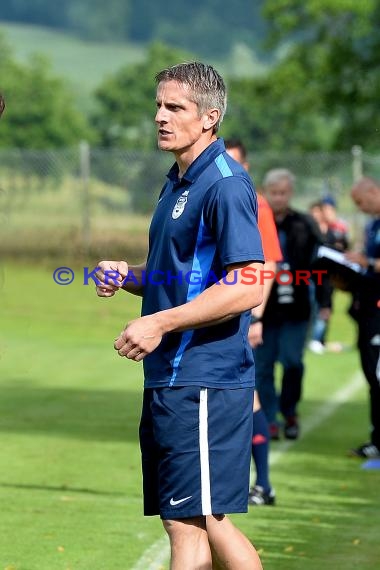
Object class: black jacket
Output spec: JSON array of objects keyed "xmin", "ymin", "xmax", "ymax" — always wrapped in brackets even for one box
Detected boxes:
[{"xmin": 263, "ymin": 209, "xmax": 323, "ymax": 323}]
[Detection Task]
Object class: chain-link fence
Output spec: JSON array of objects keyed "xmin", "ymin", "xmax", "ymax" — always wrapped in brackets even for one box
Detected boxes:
[{"xmin": 0, "ymin": 143, "xmax": 379, "ymax": 263}]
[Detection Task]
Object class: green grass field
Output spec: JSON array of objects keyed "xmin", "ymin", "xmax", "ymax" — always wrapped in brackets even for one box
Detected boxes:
[{"xmin": 1, "ymin": 263, "xmax": 379, "ymax": 569}]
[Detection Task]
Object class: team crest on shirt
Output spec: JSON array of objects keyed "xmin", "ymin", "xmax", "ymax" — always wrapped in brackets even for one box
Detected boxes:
[{"xmin": 172, "ymin": 190, "xmax": 189, "ymax": 219}]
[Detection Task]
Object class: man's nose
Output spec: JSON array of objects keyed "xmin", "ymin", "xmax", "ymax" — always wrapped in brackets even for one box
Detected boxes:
[{"xmin": 155, "ymin": 107, "xmax": 168, "ymax": 123}]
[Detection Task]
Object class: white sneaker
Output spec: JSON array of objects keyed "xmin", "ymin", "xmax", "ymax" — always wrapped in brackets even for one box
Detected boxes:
[{"xmin": 308, "ymin": 340, "xmax": 325, "ymax": 354}]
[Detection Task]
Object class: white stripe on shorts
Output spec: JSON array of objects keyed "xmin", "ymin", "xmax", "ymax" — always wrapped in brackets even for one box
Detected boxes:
[{"xmin": 199, "ymin": 388, "xmax": 212, "ymax": 515}]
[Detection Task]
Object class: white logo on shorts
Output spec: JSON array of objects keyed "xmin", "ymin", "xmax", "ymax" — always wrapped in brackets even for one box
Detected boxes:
[{"xmin": 170, "ymin": 495, "xmax": 192, "ymax": 506}]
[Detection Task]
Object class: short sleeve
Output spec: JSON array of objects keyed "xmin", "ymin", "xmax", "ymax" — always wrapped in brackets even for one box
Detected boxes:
[
  {"xmin": 204, "ymin": 176, "xmax": 265, "ymax": 267},
  {"xmin": 257, "ymin": 194, "xmax": 283, "ymax": 262}
]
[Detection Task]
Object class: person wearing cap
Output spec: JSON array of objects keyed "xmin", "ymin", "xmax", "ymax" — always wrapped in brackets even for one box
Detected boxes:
[{"xmin": 320, "ymin": 194, "xmax": 349, "ymax": 252}]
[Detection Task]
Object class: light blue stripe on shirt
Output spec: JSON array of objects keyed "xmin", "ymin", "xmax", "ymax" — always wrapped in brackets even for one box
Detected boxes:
[
  {"xmin": 215, "ymin": 154, "xmax": 233, "ymax": 178},
  {"xmin": 169, "ymin": 212, "xmax": 216, "ymax": 386}
]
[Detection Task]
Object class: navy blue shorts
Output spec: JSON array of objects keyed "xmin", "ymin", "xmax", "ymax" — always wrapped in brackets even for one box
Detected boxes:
[{"xmin": 139, "ymin": 386, "xmax": 254, "ymax": 519}]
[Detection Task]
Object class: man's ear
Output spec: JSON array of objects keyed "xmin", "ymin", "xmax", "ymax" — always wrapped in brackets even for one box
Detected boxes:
[
  {"xmin": 203, "ymin": 108, "xmax": 220, "ymax": 131},
  {"xmin": 369, "ymin": 185, "xmax": 379, "ymax": 198}
]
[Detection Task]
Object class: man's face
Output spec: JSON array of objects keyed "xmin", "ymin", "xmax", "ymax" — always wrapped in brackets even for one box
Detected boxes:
[
  {"xmin": 309, "ymin": 205, "xmax": 324, "ymax": 225},
  {"xmin": 265, "ymin": 178, "xmax": 293, "ymax": 216},
  {"xmin": 226, "ymin": 147, "xmax": 249, "ymax": 172},
  {"xmin": 321, "ymin": 203, "xmax": 336, "ymax": 224},
  {"xmin": 155, "ymin": 80, "xmax": 207, "ymax": 153},
  {"xmin": 351, "ymin": 188, "xmax": 380, "ymax": 215}
]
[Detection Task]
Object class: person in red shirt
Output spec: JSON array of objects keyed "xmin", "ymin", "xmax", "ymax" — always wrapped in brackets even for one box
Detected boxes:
[{"xmin": 226, "ymin": 139, "xmax": 282, "ymax": 505}]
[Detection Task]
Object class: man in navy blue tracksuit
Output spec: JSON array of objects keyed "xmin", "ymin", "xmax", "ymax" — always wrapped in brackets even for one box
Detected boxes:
[{"xmin": 94, "ymin": 63, "xmax": 264, "ymax": 569}]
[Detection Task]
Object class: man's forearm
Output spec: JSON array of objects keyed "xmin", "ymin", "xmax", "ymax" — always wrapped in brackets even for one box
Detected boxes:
[
  {"xmin": 368, "ymin": 257, "xmax": 380, "ymax": 273},
  {"xmin": 345, "ymin": 252, "xmax": 380, "ymax": 273},
  {"xmin": 154, "ymin": 262, "xmax": 264, "ymax": 334},
  {"xmin": 251, "ymin": 260, "xmax": 277, "ymax": 319},
  {"xmin": 121, "ymin": 263, "xmax": 147, "ymax": 296}
]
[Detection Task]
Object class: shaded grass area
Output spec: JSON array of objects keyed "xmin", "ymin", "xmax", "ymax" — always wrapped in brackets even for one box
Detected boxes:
[
  {"xmin": 0, "ymin": 264, "xmax": 379, "ymax": 569},
  {"xmin": 243, "ymin": 396, "xmax": 380, "ymax": 570},
  {"xmin": 0, "ymin": 263, "xmax": 164, "ymax": 568}
]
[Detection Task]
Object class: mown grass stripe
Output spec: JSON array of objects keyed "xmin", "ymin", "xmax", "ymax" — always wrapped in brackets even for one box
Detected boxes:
[
  {"xmin": 131, "ymin": 535, "xmax": 170, "ymax": 570},
  {"xmin": 270, "ymin": 371, "xmax": 363, "ymax": 465}
]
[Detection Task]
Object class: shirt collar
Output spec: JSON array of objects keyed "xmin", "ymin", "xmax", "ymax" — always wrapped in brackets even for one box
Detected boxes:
[{"xmin": 166, "ymin": 138, "xmax": 226, "ymax": 186}]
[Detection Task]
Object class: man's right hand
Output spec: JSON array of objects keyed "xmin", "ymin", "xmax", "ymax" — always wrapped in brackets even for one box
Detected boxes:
[{"xmin": 95, "ymin": 260, "xmax": 129, "ymax": 297}]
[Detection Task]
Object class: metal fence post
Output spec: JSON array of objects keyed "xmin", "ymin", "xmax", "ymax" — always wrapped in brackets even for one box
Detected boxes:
[
  {"xmin": 80, "ymin": 140, "xmax": 91, "ymax": 255},
  {"xmin": 352, "ymin": 145, "xmax": 363, "ymax": 183},
  {"xmin": 351, "ymin": 145, "xmax": 364, "ymax": 245}
]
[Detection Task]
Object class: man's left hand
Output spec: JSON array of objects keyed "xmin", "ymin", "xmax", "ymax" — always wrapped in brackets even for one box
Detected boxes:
[
  {"xmin": 248, "ymin": 322, "xmax": 263, "ymax": 348},
  {"xmin": 345, "ymin": 251, "xmax": 368, "ymax": 268},
  {"xmin": 114, "ymin": 315, "xmax": 164, "ymax": 361}
]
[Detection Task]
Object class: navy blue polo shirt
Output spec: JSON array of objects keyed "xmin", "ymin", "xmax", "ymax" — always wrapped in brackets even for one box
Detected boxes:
[
  {"xmin": 365, "ymin": 218, "xmax": 380, "ymax": 261},
  {"xmin": 360, "ymin": 217, "xmax": 380, "ymax": 311},
  {"xmin": 140, "ymin": 138, "xmax": 264, "ymax": 388}
]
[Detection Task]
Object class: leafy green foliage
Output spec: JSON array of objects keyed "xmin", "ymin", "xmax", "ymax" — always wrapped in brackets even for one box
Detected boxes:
[
  {"xmin": 0, "ymin": 21, "xmax": 147, "ymax": 115},
  {"xmin": 261, "ymin": 0, "xmax": 380, "ymax": 150},
  {"xmin": 1, "ymin": 0, "xmax": 268, "ymax": 56},
  {"xmin": 1, "ymin": 0, "xmax": 379, "ymax": 151},
  {"xmin": 0, "ymin": 34, "xmax": 91, "ymax": 148},
  {"xmin": 223, "ymin": 57, "xmax": 332, "ymax": 151},
  {"xmin": 67, "ymin": 0, "xmax": 131, "ymax": 41},
  {"xmin": 89, "ymin": 0, "xmax": 379, "ymax": 152},
  {"xmin": 92, "ymin": 42, "xmax": 194, "ymax": 148}
]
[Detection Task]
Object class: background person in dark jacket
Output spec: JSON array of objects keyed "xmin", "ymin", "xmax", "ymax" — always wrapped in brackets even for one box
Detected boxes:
[
  {"xmin": 255, "ymin": 168, "xmax": 322, "ymax": 440},
  {"xmin": 345, "ymin": 177, "xmax": 380, "ymax": 458},
  {"xmin": 308, "ymin": 200, "xmax": 348, "ymax": 354},
  {"xmin": 320, "ymin": 194, "xmax": 350, "ymax": 252}
]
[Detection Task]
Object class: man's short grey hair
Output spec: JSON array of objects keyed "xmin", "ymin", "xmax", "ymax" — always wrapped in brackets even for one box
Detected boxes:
[
  {"xmin": 263, "ymin": 168, "xmax": 296, "ymax": 188},
  {"xmin": 155, "ymin": 62, "xmax": 227, "ymax": 133}
]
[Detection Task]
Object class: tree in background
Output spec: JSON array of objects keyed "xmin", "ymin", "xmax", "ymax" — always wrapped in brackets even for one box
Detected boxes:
[
  {"xmin": 92, "ymin": 42, "xmax": 194, "ymax": 149},
  {"xmin": 258, "ymin": 0, "xmax": 380, "ymax": 150},
  {"xmin": 130, "ymin": 0, "xmax": 267, "ymax": 57},
  {"xmin": 67, "ymin": 0, "xmax": 131, "ymax": 41},
  {"xmin": 0, "ymin": 0, "xmax": 69, "ymax": 30},
  {"xmin": 0, "ymin": 34, "xmax": 91, "ymax": 148},
  {"xmin": 1, "ymin": 0, "xmax": 379, "ymax": 151},
  {"xmin": 222, "ymin": 58, "xmax": 336, "ymax": 152},
  {"xmin": 90, "ymin": 0, "xmax": 380, "ymax": 152},
  {"xmin": 0, "ymin": 0, "xmax": 267, "ymax": 57}
]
